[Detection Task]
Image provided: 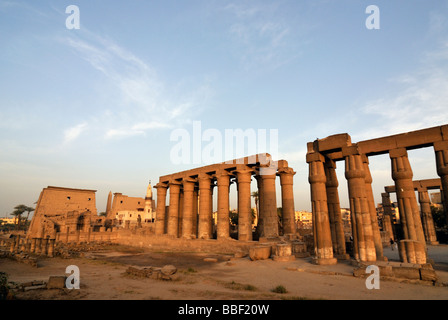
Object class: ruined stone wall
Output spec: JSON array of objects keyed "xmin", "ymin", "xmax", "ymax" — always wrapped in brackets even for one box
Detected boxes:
[{"xmin": 27, "ymin": 186, "xmax": 98, "ymax": 239}]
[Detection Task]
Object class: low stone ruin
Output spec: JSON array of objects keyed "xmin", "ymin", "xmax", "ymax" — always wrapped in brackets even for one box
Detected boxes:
[{"xmin": 125, "ymin": 265, "xmax": 178, "ymax": 281}]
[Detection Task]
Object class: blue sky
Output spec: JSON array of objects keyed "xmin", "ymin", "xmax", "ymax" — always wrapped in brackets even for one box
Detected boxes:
[{"xmin": 1, "ymin": 0, "xmax": 448, "ymax": 217}]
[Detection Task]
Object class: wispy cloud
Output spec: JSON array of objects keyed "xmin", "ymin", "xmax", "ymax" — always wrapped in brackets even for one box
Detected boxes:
[
  {"xmin": 222, "ymin": 2, "xmax": 301, "ymax": 71},
  {"xmin": 354, "ymin": 40, "xmax": 448, "ymax": 141},
  {"xmin": 63, "ymin": 122, "xmax": 87, "ymax": 144},
  {"xmin": 60, "ymin": 30, "xmax": 212, "ymax": 140}
]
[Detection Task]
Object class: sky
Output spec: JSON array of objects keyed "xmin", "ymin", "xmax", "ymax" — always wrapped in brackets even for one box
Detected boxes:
[{"xmin": 1, "ymin": 0, "xmax": 448, "ymax": 218}]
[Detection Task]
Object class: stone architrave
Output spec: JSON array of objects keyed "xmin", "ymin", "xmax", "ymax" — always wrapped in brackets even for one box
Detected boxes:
[
  {"xmin": 362, "ymin": 155, "xmax": 384, "ymax": 260},
  {"xmin": 181, "ymin": 178, "xmax": 196, "ymax": 239},
  {"xmin": 154, "ymin": 183, "xmax": 168, "ymax": 235},
  {"xmin": 434, "ymin": 140, "xmax": 448, "ymax": 225},
  {"xmin": 235, "ymin": 168, "xmax": 253, "ymax": 241},
  {"xmin": 167, "ymin": 181, "xmax": 181, "ymax": 238},
  {"xmin": 418, "ymin": 188, "xmax": 439, "ymax": 245},
  {"xmin": 258, "ymin": 165, "xmax": 279, "ymax": 238},
  {"xmin": 390, "ymin": 148, "xmax": 427, "ymax": 264},
  {"xmin": 381, "ymin": 192, "xmax": 395, "ymax": 241},
  {"xmin": 278, "ymin": 167, "xmax": 296, "ymax": 235},
  {"xmin": 306, "ymin": 151, "xmax": 337, "ymax": 265},
  {"xmin": 216, "ymin": 171, "xmax": 231, "ymax": 240},
  {"xmin": 198, "ymin": 174, "xmax": 212, "ymax": 239},
  {"xmin": 323, "ymin": 160, "xmax": 348, "ymax": 259},
  {"xmin": 343, "ymin": 145, "xmax": 376, "ymax": 262}
]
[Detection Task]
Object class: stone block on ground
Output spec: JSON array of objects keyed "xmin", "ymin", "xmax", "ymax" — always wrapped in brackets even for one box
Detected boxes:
[
  {"xmin": 47, "ymin": 276, "xmax": 66, "ymax": 289},
  {"xmin": 161, "ymin": 265, "xmax": 177, "ymax": 276},
  {"xmin": 420, "ymin": 268, "xmax": 438, "ymax": 282},
  {"xmin": 249, "ymin": 246, "xmax": 271, "ymax": 261}
]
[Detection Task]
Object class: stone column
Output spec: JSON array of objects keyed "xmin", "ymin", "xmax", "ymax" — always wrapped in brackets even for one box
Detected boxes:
[
  {"xmin": 258, "ymin": 166, "xmax": 279, "ymax": 238},
  {"xmin": 178, "ymin": 189, "xmax": 184, "ymax": 237},
  {"xmin": 210, "ymin": 183, "xmax": 215, "ymax": 237},
  {"xmin": 47, "ymin": 239, "xmax": 55, "ymax": 257},
  {"xmin": 278, "ymin": 167, "xmax": 296, "ymax": 235},
  {"xmin": 254, "ymin": 174, "xmax": 264, "ymax": 238},
  {"xmin": 306, "ymin": 151, "xmax": 337, "ymax": 265},
  {"xmin": 390, "ymin": 148, "xmax": 427, "ymax": 264},
  {"xmin": 181, "ymin": 178, "xmax": 196, "ymax": 239},
  {"xmin": 193, "ymin": 186, "xmax": 199, "ymax": 237},
  {"xmin": 198, "ymin": 174, "xmax": 212, "ymax": 239},
  {"xmin": 362, "ymin": 155, "xmax": 384, "ymax": 260},
  {"xmin": 381, "ymin": 192, "xmax": 395, "ymax": 241},
  {"xmin": 323, "ymin": 160, "xmax": 348, "ymax": 259},
  {"xmin": 30, "ymin": 238, "xmax": 36, "ymax": 253},
  {"xmin": 235, "ymin": 168, "xmax": 253, "ymax": 241},
  {"xmin": 434, "ymin": 141, "xmax": 448, "ymax": 225},
  {"xmin": 216, "ymin": 172, "xmax": 231, "ymax": 240},
  {"xmin": 343, "ymin": 145, "xmax": 376, "ymax": 262},
  {"xmin": 35, "ymin": 238, "xmax": 42, "ymax": 254},
  {"xmin": 41, "ymin": 238, "xmax": 48, "ymax": 255},
  {"xmin": 167, "ymin": 181, "xmax": 181, "ymax": 238},
  {"xmin": 155, "ymin": 183, "xmax": 168, "ymax": 235},
  {"xmin": 418, "ymin": 187, "xmax": 439, "ymax": 245}
]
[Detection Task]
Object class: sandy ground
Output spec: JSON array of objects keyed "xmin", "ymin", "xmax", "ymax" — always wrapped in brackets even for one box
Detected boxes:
[{"xmin": 1, "ymin": 244, "xmax": 448, "ymax": 301}]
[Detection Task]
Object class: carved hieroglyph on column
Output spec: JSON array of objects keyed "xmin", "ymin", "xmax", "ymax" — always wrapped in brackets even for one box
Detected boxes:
[
  {"xmin": 235, "ymin": 168, "xmax": 253, "ymax": 241},
  {"xmin": 418, "ymin": 187, "xmax": 439, "ymax": 245},
  {"xmin": 323, "ymin": 160, "xmax": 348, "ymax": 259},
  {"xmin": 390, "ymin": 148, "xmax": 427, "ymax": 264},
  {"xmin": 381, "ymin": 192, "xmax": 395, "ymax": 241},
  {"xmin": 343, "ymin": 145, "xmax": 376, "ymax": 262},
  {"xmin": 434, "ymin": 140, "xmax": 448, "ymax": 225},
  {"xmin": 278, "ymin": 167, "xmax": 296, "ymax": 235},
  {"xmin": 167, "ymin": 181, "xmax": 181, "ymax": 237},
  {"xmin": 362, "ymin": 155, "xmax": 384, "ymax": 260},
  {"xmin": 306, "ymin": 151, "xmax": 337, "ymax": 265},
  {"xmin": 198, "ymin": 174, "xmax": 212, "ymax": 239},
  {"xmin": 155, "ymin": 183, "xmax": 168, "ymax": 235},
  {"xmin": 216, "ymin": 171, "xmax": 230, "ymax": 240}
]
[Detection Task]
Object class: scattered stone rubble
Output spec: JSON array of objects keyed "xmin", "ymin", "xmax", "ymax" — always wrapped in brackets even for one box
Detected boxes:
[
  {"xmin": 125, "ymin": 264, "xmax": 178, "ymax": 281},
  {"xmin": 247, "ymin": 235, "xmax": 309, "ymax": 261},
  {"xmin": 352, "ymin": 260, "xmax": 443, "ymax": 286}
]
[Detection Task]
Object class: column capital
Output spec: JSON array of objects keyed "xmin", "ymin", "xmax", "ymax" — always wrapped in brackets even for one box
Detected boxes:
[
  {"xmin": 154, "ymin": 182, "xmax": 168, "ymax": 189},
  {"xmin": 389, "ymin": 147, "xmax": 408, "ymax": 159},
  {"xmin": 306, "ymin": 151, "xmax": 325, "ymax": 163},
  {"xmin": 341, "ymin": 144, "xmax": 361, "ymax": 157},
  {"xmin": 434, "ymin": 140, "xmax": 448, "ymax": 152},
  {"xmin": 418, "ymin": 188, "xmax": 430, "ymax": 203},
  {"xmin": 182, "ymin": 178, "xmax": 196, "ymax": 191},
  {"xmin": 216, "ymin": 172, "xmax": 231, "ymax": 187},
  {"xmin": 278, "ymin": 166, "xmax": 296, "ymax": 176},
  {"xmin": 233, "ymin": 168, "xmax": 253, "ymax": 183}
]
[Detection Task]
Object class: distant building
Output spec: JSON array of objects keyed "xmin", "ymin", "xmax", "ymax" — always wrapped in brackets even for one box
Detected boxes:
[
  {"xmin": 106, "ymin": 182, "xmax": 155, "ymax": 228},
  {"xmin": 27, "ymin": 186, "xmax": 101, "ymax": 239},
  {"xmin": 295, "ymin": 210, "xmax": 312, "ymax": 229},
  {"xmin": 0, "ymin": 217, "xmax": 19, "ymax": 225}
]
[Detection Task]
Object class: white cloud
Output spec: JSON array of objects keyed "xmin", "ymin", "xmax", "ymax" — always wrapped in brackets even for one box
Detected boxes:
[
  {"xmin": 63, "ymin": 122, "xmax": 87, "ymax": 144},
  {"xmin": 222, "ymin": 2, "xmax": 300, "ymax": 71},
  {"xmin": 61, "ymin": 31, "xmax": 211, "ymax": 140}
]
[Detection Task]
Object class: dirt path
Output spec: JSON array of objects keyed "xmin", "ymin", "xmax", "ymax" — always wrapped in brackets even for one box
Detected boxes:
[{"xmin": 1, "ymin": 245, "xmax": 448, "ymax": 300}]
